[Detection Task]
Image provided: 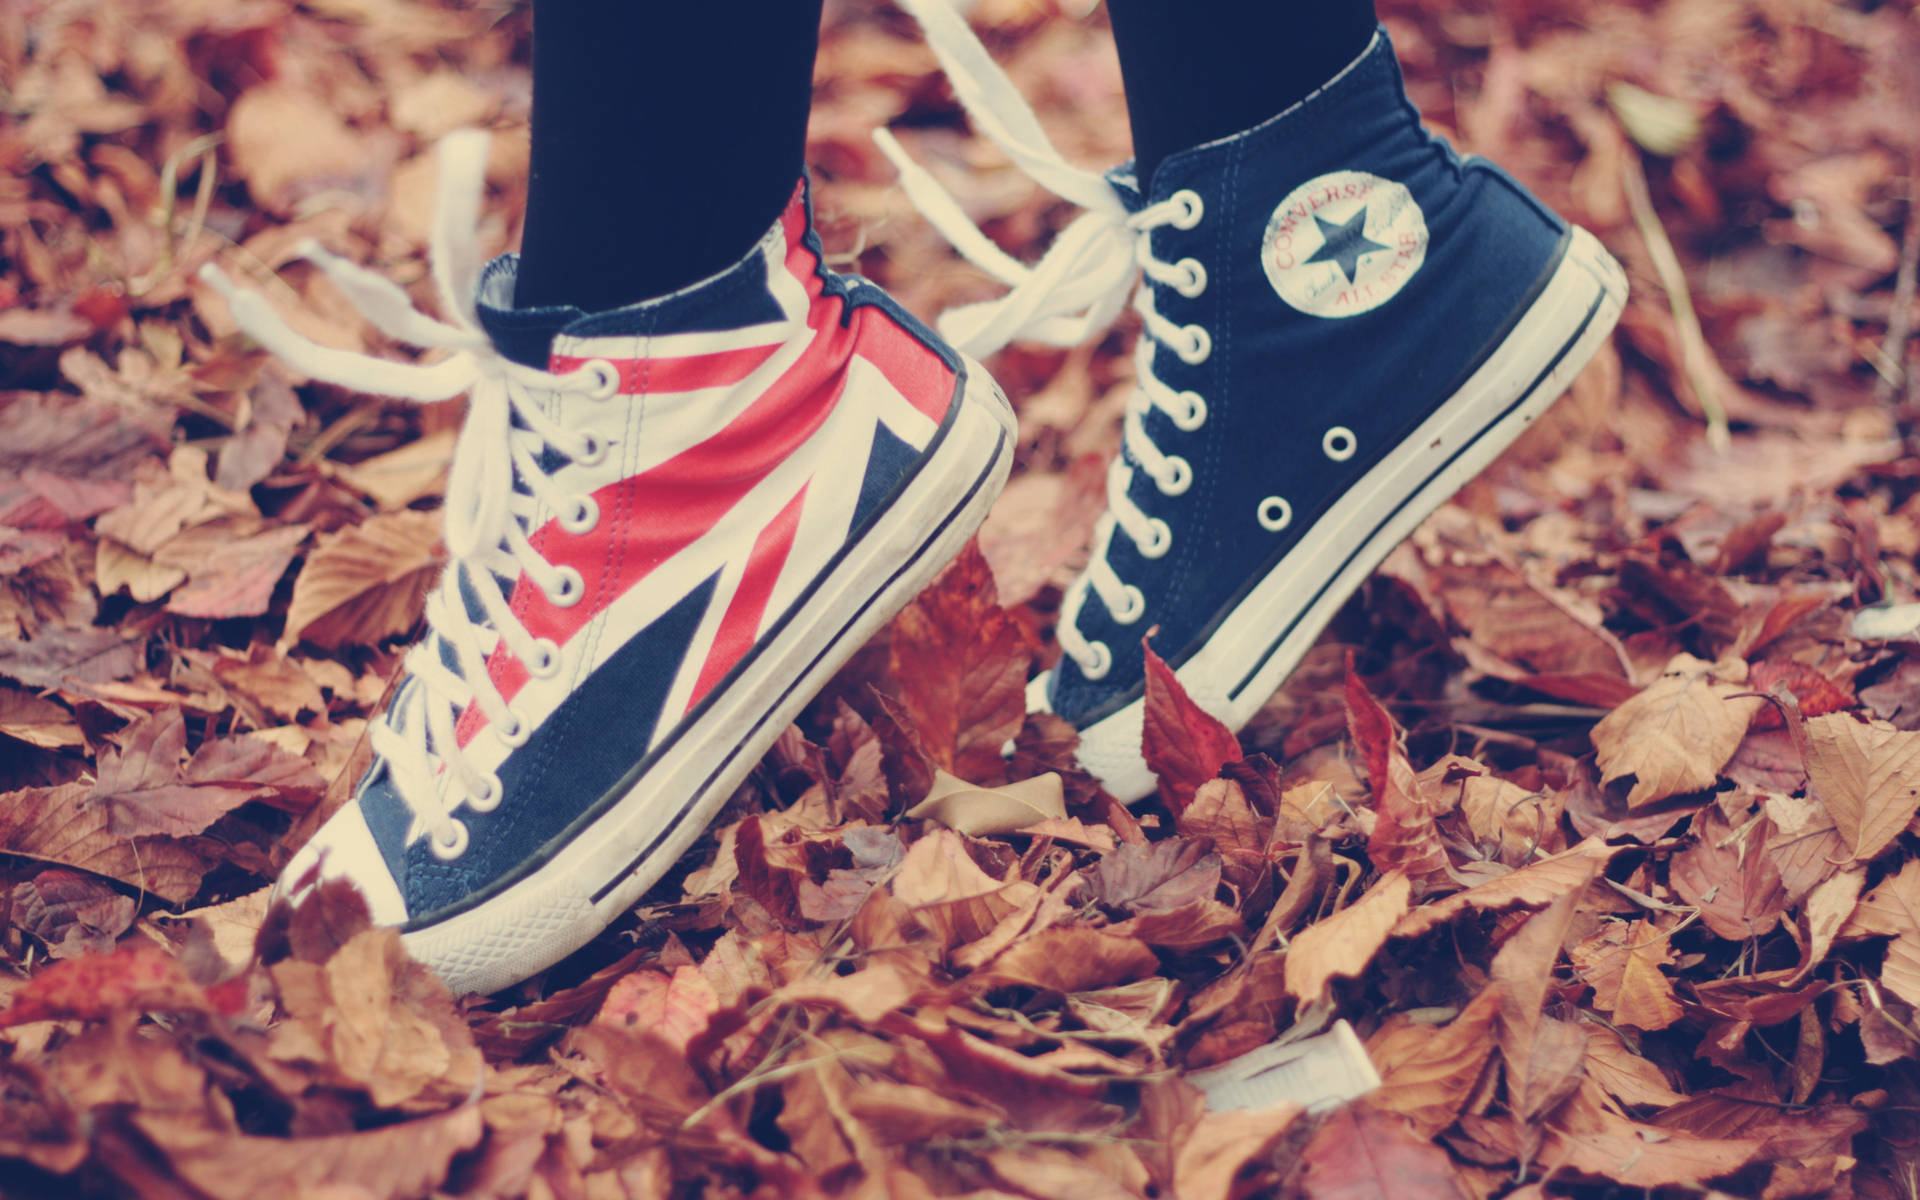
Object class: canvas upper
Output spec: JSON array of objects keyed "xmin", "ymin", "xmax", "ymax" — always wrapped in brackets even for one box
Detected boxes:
[
  {"xmin": 269, "ymin": 173, "xmax": 975, "ymax": 931},
  {"xmin": 1040, "ymin": 29, "xmax": 1569, "ymax": 726}
]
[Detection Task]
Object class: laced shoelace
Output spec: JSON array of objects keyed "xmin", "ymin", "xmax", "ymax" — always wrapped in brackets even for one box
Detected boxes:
[
  {"xmin": 879, "ymin": 0, "xmax": 1214, "ymax": 682},
  {"xmin": 200, "ymin": 131, "xmax": 620, "ymax": 860}
]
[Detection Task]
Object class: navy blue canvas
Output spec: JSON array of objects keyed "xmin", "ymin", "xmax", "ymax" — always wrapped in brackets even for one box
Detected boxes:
[
  {"xmin": 1046, "ymin": 28, "xmax": 1569, "ymax": 726},
  {"xmin": 397, "ymin": 573, "xmax": 717, "ymax": 920}
]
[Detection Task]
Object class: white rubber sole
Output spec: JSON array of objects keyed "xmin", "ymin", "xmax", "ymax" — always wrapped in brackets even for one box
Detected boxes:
[
  {"xmin": 1038, "ymin": 226, "xmax": 1629, "ymax": 803},
  {"xmin": 405, "ymin": 359, "xmax": 1016, "ymax": 993}
]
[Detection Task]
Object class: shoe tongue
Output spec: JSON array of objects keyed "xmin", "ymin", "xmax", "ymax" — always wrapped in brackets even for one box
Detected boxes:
[{"xmin": 473, "ymin": 254, "xmax": 586, "ymax": 369}]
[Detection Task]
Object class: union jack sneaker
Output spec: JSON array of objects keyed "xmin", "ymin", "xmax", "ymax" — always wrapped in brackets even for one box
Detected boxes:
[
  {"xmin": 884, "ymin": 7, "xmax": 1626, "ymax": 801},
  {"xmin": 206, "ymin": 133, "xmax": 1015, "ymax": 992}
]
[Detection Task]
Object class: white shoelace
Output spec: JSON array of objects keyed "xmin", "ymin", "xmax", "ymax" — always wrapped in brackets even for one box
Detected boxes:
[
  {"xmin": 201, "ymin": 131, "xmax": 618, "ymax": 860},
  {"xmin": 880, "ymin": 0, "xmax": 1213, "ymax": 681}
]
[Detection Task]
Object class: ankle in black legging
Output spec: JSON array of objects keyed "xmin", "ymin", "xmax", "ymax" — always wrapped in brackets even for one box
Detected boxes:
[
  {"xmin": 513, "ymin": 0, "xmax": 1375, "ymax": 314},
  {"xmin": 514, "ymin": 0, "xmax": 825, "ymax": 312}
]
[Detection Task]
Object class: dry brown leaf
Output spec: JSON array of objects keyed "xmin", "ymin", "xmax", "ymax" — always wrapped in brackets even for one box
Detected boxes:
[
  {"xmin": 335, "ymin": 429, "xmax": 455, "ymax": 511},
  {"xmin": 1591, "ymin": 654, "xmax": 1763, "ymax": 807},
  {"xmin": 1297, "ymin": 1105, "xmax": 1472, "ymax": 1199},
  {"xmin": 1800, "ymin": 711, "xmax": 1920, "ymax": 862},
  {"xmin": 225, "ymin": 85, "xmax": 380, "ymax": 213},
  {"xmin": 1841, "ymin": 858, "xmax": 1920, "ymax": 1006},
  {"xmin": 0, "ymin": 782, "xmax": 206, "ymax": 904},
  {"xmin": 1392, "ymin": 838, "xmax": 1619, "ymax": 940},
  {"xmin": 283, "ymin": 509, "xmax": 442, "ymax": 649},
  {"xmin": 131, "ymin": 1106, "xmax": 484, "ymax": 1200},
  {"xmin": 1285, "ymin": 871, "xmax": 1412, "ymax": 1001},
  {"xmin": 1582, "ymin": 1026, "xmax": 1685, "ymax": 1108},
  {"xmin": 1364, "ymin": 986, "xmax": 1502, "ymax": 1138},
  {"xmin": 1570, "ymin": 920, "xmax": 1685, "ymax": 1032},
  {"xmin": 903, "ymin": 768, "xmax": 1065, "ymax": 834},
  {"xmin": 0, "ymin": 687, "xmax": 83, "ymax": 749},
  {"xmin": 1172, "ymin": 1099, "xmax": 1302, "ymax": 1200},
  {"xmin": 1669, "ymin": 806, "xmax": 1787, "ymax": 941}
]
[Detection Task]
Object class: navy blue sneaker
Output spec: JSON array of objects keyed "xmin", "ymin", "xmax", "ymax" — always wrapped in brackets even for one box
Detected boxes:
[
  {"xmin": 207, "ymin": 134, "xmax": 1014, "ymax": 992},
  {"xmin": 884, "ymin": 8, "xmax": 1626, "ymax": 801}
]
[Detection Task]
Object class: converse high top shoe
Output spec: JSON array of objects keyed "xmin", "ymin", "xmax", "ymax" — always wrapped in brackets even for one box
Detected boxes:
[
  {"xmin": 206, "ymin": 134, "xmax": 1015, "ymax": 992},
  {"xmin": 885, "ymin": 7, "xmax": 1626, "ymax": 802}
]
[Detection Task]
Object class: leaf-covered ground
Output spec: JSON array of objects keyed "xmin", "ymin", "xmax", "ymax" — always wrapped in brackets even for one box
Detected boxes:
[{"xmin": 4, "ymin": 0, "xmax": 1920, "ymax": 1196}]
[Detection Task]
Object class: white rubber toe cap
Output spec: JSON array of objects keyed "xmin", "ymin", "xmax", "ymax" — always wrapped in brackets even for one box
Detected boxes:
[{"xmin": 276, "ymin": 803, "xmax": 409, "ymax": 926}]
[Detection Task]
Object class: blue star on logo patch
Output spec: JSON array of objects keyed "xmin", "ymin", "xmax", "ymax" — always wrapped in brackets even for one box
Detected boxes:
[{"xmin": 1305, "ymin": 209, "xmax": 1390, "ymax": 285}]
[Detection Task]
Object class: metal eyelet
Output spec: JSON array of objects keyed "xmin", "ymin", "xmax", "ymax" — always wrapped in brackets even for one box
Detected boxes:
[
  {"xmin": 496, "ymin": 709, "xmax": 531, "ymax": 748},
  {"xmin": 559, "ymin": 494, "xmax": 599, "ymax": 535},
  {"xmin": 1157, "ymin": 456, "xmax": 1192, "ymax": 496},
  {"xmin": 1080, "ymin": 641, "xmax": 1113, "ymax": 681},
  {"xmin": 1258, "ymin": 496, "xmax": 1293, "ymax": 532},
  {"xmin": 582, "ymin": 359, "xmax": 620, "ymax": 400},
  {"xmin": 1170, "ymin": 189, "xmax": 1204, "ymax": 230},
  {"xmin": 573, "ymin": 432, "xmax": 608, "ymax": 467},
  {"xmin": 1174, "ymin": 258, "xmax": 1207, "ymax": 298},
  {"xmin": 465, "ymin": 772, "xmax": 504, "ymax": 814},
  {"xmin": 547, "ymin": 566, "xmax": 585, "ymax": 607},
  {"xmin": 1323, "ymin": 426, "xmax": 1357, "ymax": 462},
  {"xmin": 1173, "ymin": 391, "xmax": 1208, "ymax": 431},
  {"xmin": 430, "ymin": 819, "xmax": 470, "ymax": 861},
  {"xmin": 1178, "ymin": 325, "xmax": 1212, "ymax": 365},
  {"xmin": 1138, "ymin": 517, "xmax": 1173, "ymax": 560},
  {"xmin": 1110, "ymin": 584, "xmax": 1147, "ymax": 625},
  {"xmin": 526, "ymin": 638, "xmax": 562, "ymax": 679}
]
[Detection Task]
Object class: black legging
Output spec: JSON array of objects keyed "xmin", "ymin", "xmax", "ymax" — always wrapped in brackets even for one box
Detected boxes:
[{"xmin": 513, "ymin": 0, "xmax": 1377, "ymax": 314}]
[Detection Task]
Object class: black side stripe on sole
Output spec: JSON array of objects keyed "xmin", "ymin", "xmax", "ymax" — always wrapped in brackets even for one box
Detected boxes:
[
  {"xmin": 1226, "ymin": 285, "xmax": 1611, "ymax": 701},
  {"xmin": 589, "ymin": 423, "xmax": 1008, "ymax": 904}
]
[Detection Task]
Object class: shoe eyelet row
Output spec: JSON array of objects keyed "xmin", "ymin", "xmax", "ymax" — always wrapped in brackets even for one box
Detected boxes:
[
  {"xmin": 466, "ymin": 771, "xmax": 505, "ymax": 814},
  {"xmin": 1157, "ymin": 455, "xmax": 1192, "ymax": 497},
  {"xmin": 1172, "ymin": 258, "xmax": 1207, "ymax": 298},
  {"xmin": 1138, "ymin": 517, "xmax": 1173, "ymax": 560},
  {"xmin": 1169, "ymin": 189, "xmax": 1205, "ymax": 230},
  {"xmin": 496, "ymin": 709, "xmax": 531, "ymax": 748},
  {"xmin": 574, "ymin": 432, "xmax": 609, "ymax": 467},
  {"xmin": 1177, "ymin": 325, "xmax": 1212, "ymax": 365},
  {"xmin": 1174, "ymin": 391, "xmax": 1208, "ymax": 431},
  {"xmin": 1258, "ymin": 496, "xmax": 1293, "ymax": 532},
  {"xmin": 526, "ymin": 637, "xmax": 562, "ymax": 679},
  {"xmin": 548, "ymin": 566, "xmax": 585, "ymax": 607},
  {"xmin": 559, "ymin": 494, "xmax": 599, "ymax": 535},
  {"xmin": 430, "ymin": 819, "xmax": 470, "ymax": 861},
  {"xmin": 1323, "ymin": 426, "xmax": 1357, "ymax": 462},
  {"xmin": 1080, "ymin": 640, "xmax": 1114, "ymax": 681},
  {"xmin": 581, "ymin": 359, "xmax": 620, "ymax": 400}
]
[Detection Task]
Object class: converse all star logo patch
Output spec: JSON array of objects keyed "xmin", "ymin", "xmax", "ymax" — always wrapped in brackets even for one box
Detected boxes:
[{"xmin": 1262, "ymin": 170, "xmax": 1428, "ymax": 318}]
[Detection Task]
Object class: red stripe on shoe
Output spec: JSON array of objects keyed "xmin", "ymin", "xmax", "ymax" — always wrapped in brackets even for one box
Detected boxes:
[
  {"xmin": 549, "ymin": 342, "xmax": 781, "ymax": 395},
  {"xmin": 849, "ymin": 308, "xmax": 956, "ymax": 423},
  {"xmin": 685, "ymin": 481, "xmax": 807, "ymax": 711}
]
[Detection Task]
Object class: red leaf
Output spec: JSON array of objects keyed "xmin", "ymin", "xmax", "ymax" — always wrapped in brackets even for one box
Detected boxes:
[
  {"xmin": 1297, "ymin": 1105, "xmax": 1472, "ymax": 1199},
  {"xmin": 1141, "ymin": 641, "xmax": 1241, "ymax": 811},
  {"xmin": 885, "ymin": 540, "xmax": 1031, "ymax": 783},
  {"xmin": 0, "ymin": 941, "xmax": 211, "ymax": 1027},
  {"xmin": 1345, "ymin": 663, "xmax": 1449, "ymax": 890},
  {"xmin": 92, "ymin": 708, "xmax": 260, "ymax": 838}
]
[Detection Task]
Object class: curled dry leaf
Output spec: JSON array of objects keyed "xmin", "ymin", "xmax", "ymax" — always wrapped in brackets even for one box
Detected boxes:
[
  {"xmin": 903, "ymin": 767, "xmax": 1066, "ymax": 835},
  {"xmin": 1591, "ymin": 654, "xmax": 1763, "ymax": 807}
]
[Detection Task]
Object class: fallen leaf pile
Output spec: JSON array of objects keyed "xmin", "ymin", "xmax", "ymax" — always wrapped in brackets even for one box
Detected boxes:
[{"xmin": 4, "ymin": 0, "xmax": 1920, "ymax": 1196}]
